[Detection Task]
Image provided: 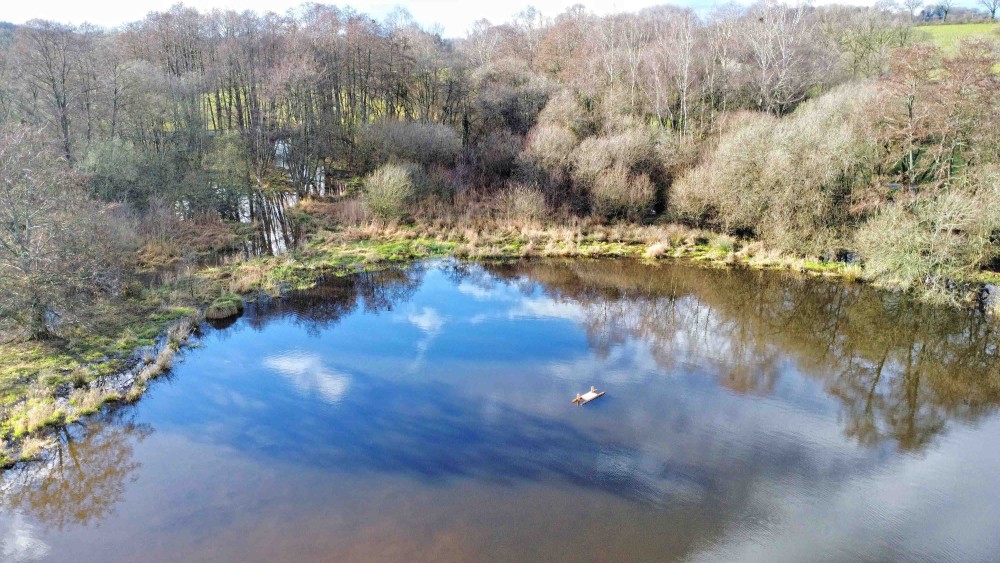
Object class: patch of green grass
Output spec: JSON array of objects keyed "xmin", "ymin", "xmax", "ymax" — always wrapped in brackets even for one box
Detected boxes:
[
  {"xmin": 801, "ymin": 259, "xmax": 842, "ymax": 273},
  {"xmin": 367, "ymin": 239, "xmax": 456, "ymax": 262},
  {"xmin": 576, "ymin": 241, "xmax": 639, "ymax": 257},
  {"xmin": 0, "ymin": 281, "xmax": 203, "ymax": 465},
  {"xmin": 205, "ymin": 293, "xmax": 244, "ymax": 320},
  {"xmin": 8, "ymin": 400, "xmax": 65, "ymax": 439},
  {"xmin": 915, "ymin": 22, "xmax": 999, "ymax": 51},
  {"xmin": 976, "ymin": 270, "xmax": 1000, "ymax": 284}
]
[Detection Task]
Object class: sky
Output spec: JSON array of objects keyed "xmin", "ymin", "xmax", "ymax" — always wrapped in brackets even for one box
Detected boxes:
[{"xmin": 1, "ymin": 0, "xmax": 905, "ymax": 38}]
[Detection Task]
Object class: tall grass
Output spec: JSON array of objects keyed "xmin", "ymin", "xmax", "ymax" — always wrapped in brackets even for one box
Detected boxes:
[{"xmin": 495, "ymin": 184, "xmax": 547, "ymax": 223}]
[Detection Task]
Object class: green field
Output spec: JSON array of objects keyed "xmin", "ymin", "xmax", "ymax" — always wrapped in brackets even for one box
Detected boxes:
[{"xmin": 915, "ymin": 22, "xmax": 999, "ymax": 51}]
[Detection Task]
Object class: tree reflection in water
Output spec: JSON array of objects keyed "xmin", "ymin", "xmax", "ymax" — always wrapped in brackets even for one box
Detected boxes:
[
  {"xmin": 3, "ymin": 259, "xmax": 997, "ymax": 535},
  {"xmin": 484, "ymin": 260, "xmax": 1000, "ymax": 452},
  {"xmin": 229, "ymin": 258, "xmax": 1000, "ymax": 457},
  {"xmin": 0, "ymin": 407, "xmax": 151, "ymax": 530},
  {"xmin": 234, "ymin": 259, "xmax": 999, "ymax": 455},
  {"xmin": 241, "ymin": 266, "xmax": 424, "ymax": 337}
]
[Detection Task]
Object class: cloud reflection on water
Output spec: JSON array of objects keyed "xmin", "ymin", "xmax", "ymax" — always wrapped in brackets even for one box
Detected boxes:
[
  {"xmin": 0, "ymin": 512, "xmax": 49, "ymax": 562},
  {"xmin": 4, "ymin": 259, "xmax": 1000, "ymax": 561},
  {"xmin": 263, "ymin": 352, "xmax": 350, "ymax": 404}
]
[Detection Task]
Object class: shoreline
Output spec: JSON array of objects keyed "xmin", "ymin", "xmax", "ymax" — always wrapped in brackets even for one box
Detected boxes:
[{"xmin": 2, "ymin": 220, "xmax": 998, "ymax": 469}]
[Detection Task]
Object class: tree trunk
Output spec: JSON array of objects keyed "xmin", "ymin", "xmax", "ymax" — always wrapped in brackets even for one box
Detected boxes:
[{"xmin": 29, "ymin": 300, "xmax": 51, "ymax": 340}]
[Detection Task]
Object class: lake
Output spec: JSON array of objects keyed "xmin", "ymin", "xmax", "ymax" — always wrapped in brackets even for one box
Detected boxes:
[{"xmin": 2, "ymin": 259, "xmax": 999, "ymax": 562}]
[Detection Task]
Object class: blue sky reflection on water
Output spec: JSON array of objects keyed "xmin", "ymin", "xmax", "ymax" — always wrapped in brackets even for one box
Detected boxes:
[{"xmin": 3, "ymin": 259, "xmax": 1000, "ymax": 562}]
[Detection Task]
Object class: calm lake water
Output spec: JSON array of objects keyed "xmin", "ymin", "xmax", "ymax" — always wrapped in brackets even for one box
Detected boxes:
[{"xmin": 3, "ymin": 259, "xmax": 1000, "ymax": 562}]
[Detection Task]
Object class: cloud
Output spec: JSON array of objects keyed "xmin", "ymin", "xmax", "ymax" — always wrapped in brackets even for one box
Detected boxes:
[
  {"xmin": 508, "ymin": 297, "xmax": 588, "ymax": 322},
  {"xmin": 399, "ymin": 307, "xmax": 446, "ymax": 372},
  {"xmin": 547, "ymin": 339, "xmax": 664, "ymax": 384},
  {"xmin": 456, "ymin": 282, "xmax": 500, "ymax": 301},
  {"xmin": 688, "ymin": 417, "xmax": 1000, "ymax": 562},
  {"xmin": 0, "ymin": 512, "xmax": 50, "ymax": 563},
  {"xmin": 263, "ymin": 352, "xmax": 350, "ymax": 404},
  {"xmin": 407, "ymin": 307, "xmax": 445, "ymax": 334}
]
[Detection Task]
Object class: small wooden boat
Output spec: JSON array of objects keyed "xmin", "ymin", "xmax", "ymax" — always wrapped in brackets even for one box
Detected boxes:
[{"xmin": 572, "ymin": 386, "xmax": 606, "ymax": 405}]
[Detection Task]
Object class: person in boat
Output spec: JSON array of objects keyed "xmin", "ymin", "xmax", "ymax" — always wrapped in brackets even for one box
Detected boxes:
[{"xmin": 573, "ymin": 387, "xmax": 602, "ymax": 405}]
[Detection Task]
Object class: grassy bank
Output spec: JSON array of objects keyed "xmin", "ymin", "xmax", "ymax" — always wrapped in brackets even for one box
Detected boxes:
[
  {"xmin": 200, "ymin": 221, "xmax": 862, "ymax": 298},
  {"xmin": 207, "ymin": 209, "xmax": 998, "ymax": 308},
  {"xmin": 2, "ymin": 213, "xmax": 997, "ymax": 469}
]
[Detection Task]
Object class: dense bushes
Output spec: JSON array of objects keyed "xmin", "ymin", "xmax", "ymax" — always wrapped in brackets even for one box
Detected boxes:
[
  {"xmin": 0, "ymin": 127, "xmax": 137, "ymax": 338},
  {"xmin": 517, "ymin": 89, "xmax": 665, "ymax": 219},
  {"xmin": 80, "ymin": 139, "xmax": 143, "ymax": 204},
  {"xmin": 672, "ymin": 84, "xmax": 880, "ymax": 253},
  {"xmin": 536, "ymin": 89, "xmax": 598, "ymax": 138},
  {"xmin": 523, "ymin": 124, "xmax": 578, "ymax": 174},
  {"xmin": 590, "ymin": 168, "xmax": 655, "ymax": 221},
  {"xmin": 571, "ymin": 128, "xmax": 660, "ymax": 220},
  {"xmin": 465, "ymin": 130, "xmax": 523, "ymax": 182},
  {"xmin": 855, "ymin": 166, "xmax": 1000, "ymax": 290},
  {"xmin": 6, "ymin": 4, "xmax": 1000, "ymax": 330},
  {"xmin": 471, "ymin": 58, "xmax": 554, "ymax": 136},
  {"xmin": 355, "ymin": 121, "xmax": 461, "ymax": 174}
]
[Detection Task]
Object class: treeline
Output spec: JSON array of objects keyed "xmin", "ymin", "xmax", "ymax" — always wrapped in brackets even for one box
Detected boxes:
[
  {"xmin": 0, "ymin": 6, "xmax": 468, "ymax": 210},
  {"xmin": 0, "ymin": 3, "xmax": 916, "ymax": 208},
  {"xmin": 0, "ymin": 2, "xmax": 998, "ymax": 340}
]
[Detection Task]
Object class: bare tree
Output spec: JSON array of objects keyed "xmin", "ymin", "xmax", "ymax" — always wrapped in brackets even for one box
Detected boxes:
[
  {"xmin": 903, "ymin": 0, "xmax": 925, "ymax": 21},
  {"xmin": 619, "ymin": 15, "xmax": 650, "ymax": 112},
  {"xmin": 513, "ymin": 7, "xmax": 546, "ymax": 68},
  {"xmin": 15, "ymin": 21, "xmax": 81, "ymax": 163},
  {"xmin": 0, "ymin": 127, "xmax": 134, "ymax": 339},
  {"xmin": 979, "ymin": 0, "xmax": 1000, "ymax": 19},
  {"xmin": 939, "ymin": 0, "xmax": 955, "ymax": 21},
  {"xmin": 741, "ymin": 3, "xmax": 832, "ymax": 114},
  {"xmin": 467, "ymin": 19, "xmax": 502, "ymax": 67},
  {"xmin": 644, "ymin": 8, "xmax": 699, "ymax": 132}
]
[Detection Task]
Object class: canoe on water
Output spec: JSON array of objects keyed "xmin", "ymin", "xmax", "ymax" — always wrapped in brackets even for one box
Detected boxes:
[{"xmin": 573, "ymin": 387, "xmax": 606, "ymax": 405}]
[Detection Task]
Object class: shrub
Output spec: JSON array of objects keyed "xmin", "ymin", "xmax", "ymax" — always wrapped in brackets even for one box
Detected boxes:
[
  {"xmin": 410, "ymin": 164, "xmax": 458, "ymax": 201},
  {"xmin": 591, "ymin": 168, "xmax": 655, "ymax": 221},
  {"xmin": 80, "ymin": 138, "xmax": 144, "ymax": 204},
  {"xmin": 537, "ymin": 89, "xmax": 597, "ymax": 137},
  {"xmin": 355, "ymin": 121, "xmax": 461, "ymax": 173},
  {"xmin": 363, "ymin": 163, "xmax": 415, "ymax": 220},
  {"xmin": 495, "ymin": 183, "xmax": 547, "ymax": 222},
  {"xmin": 855, "ymin": 170, "xmax": 1000, "ymax": 290},
  {"xmin": 296, "ymin": 198, "xmax": 372, "ymax": 228},
  {"xmin": 471, "ymin": 58, "xmax": 554, "ymax": 135},
  {"xmin": 572, "ymin": 127, "xmax": 657, "ymax": 187},
  {"xmin": 572, "ymin": 137, "xmax": 615, "ymax": 186},
  {"xmin": 523, "ymin": 124, "xmax": 578, "ymax": 173},
  {"xmin": 467, "ymin": 130, "xmax": 523, "ymax": 182},
  {"xmin": 203, "ymin": 132, "xmax": 251, "ymax": 191},
  {"xmin": 671, "ymin": 84, "xmax": 880, "ymax": 254}
]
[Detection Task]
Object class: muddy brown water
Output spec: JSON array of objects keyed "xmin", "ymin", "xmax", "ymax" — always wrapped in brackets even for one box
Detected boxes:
[{"xmin": 2, "ymin": 259, "xmax": 999, "ymax": 562}]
